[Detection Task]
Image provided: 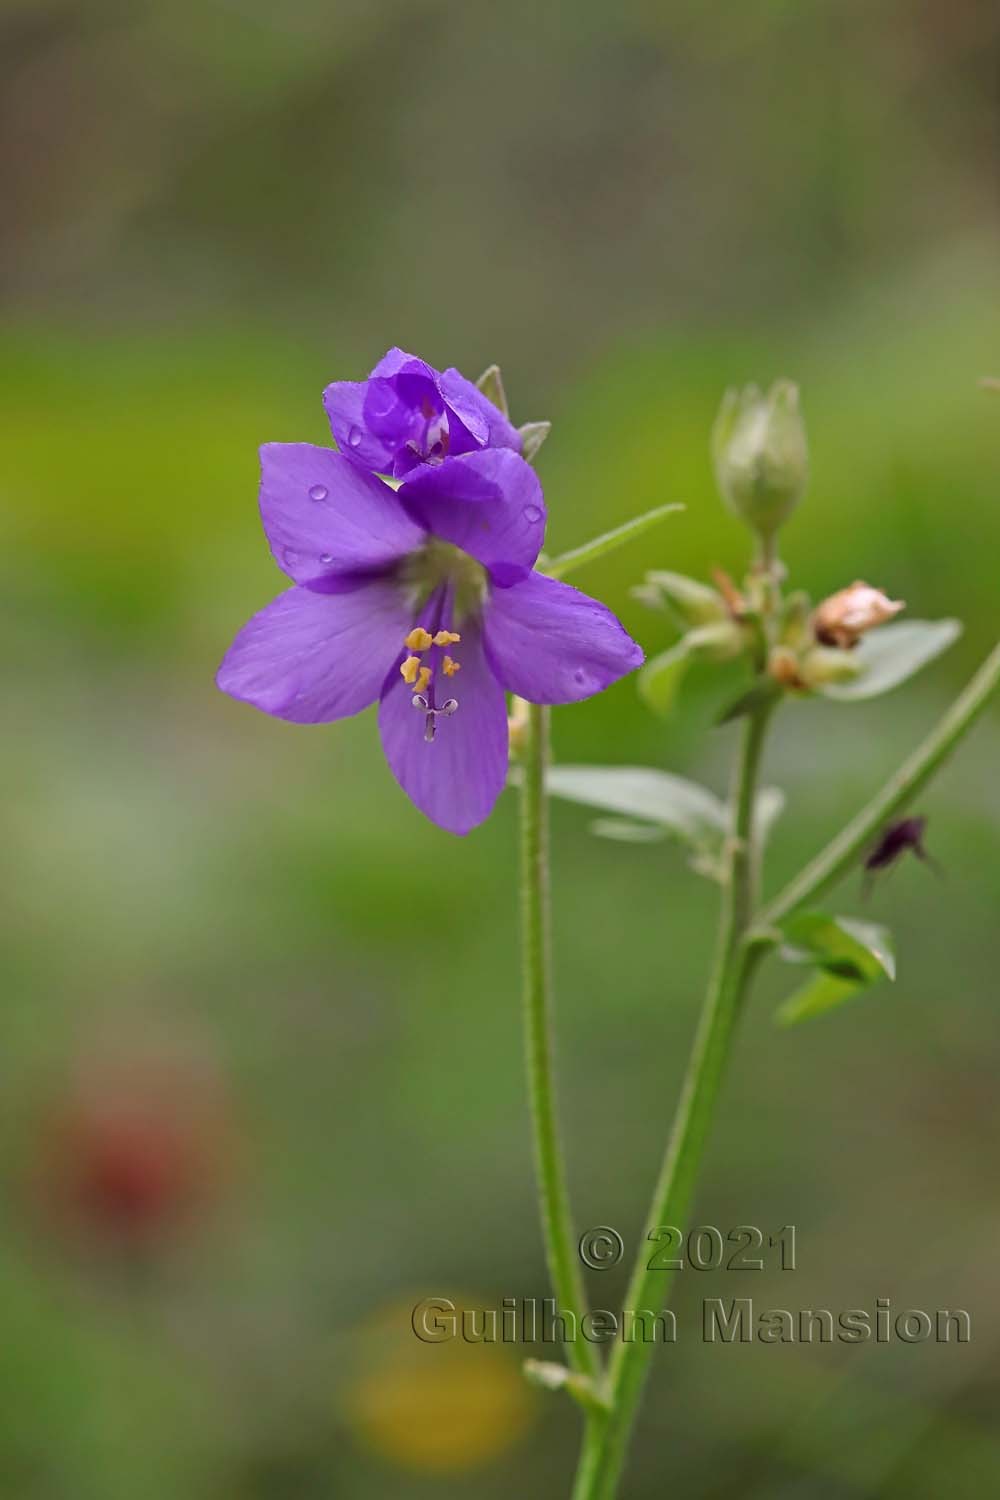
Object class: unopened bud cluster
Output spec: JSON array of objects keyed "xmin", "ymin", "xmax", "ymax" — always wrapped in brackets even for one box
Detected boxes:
[
  {"xmin": 632, "ymin": 382, "xmax": 914, "ymax": 715},
  {"xmin": 635, "ymin": 563, "xmax": 906, "ymax": 702}
]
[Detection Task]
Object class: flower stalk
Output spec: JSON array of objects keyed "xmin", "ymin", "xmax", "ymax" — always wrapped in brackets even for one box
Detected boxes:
[
  {"xmin": 570, "ymin": 698, "xmax": 774, "ymax": 1500},
  {"xmin": 759, "ymin": 637, "xmax": 1000, "ymax": 928},
  {"xmin": 520, "ymin": 700, "xmax": 601, "ymax": 1383}
]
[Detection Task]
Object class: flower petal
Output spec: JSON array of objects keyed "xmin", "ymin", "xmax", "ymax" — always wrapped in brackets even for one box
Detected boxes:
[
  {"xmin": 259, "ymin": 444, "xmax": 425, "ymax": 586},
  {"xmin": 397, "ymin": 449, "xmax": 546, "ymax": 586},
  {"xmin": 439, "ymin": 367, "xmax": 522, "ymax": 453},
  {"xmin": 363, "ymin": 370, "xmax": 444, "ymax": 470},
  {"xmin": 325, "ymin": 352, "xmax": 521, "ymax": 478},
  {"xmin": 217, "ymin": 580, "xmax": 411, "ymax": 723},
  {"xmin": 321, "ymin": 384, "xmax": 396, "ymax": 471},
  {"xmin": 483, "ymin": 572, "xmax": 643, "ymax": 703},
  {"xmin": 370, "ymin": 347, "xmax": 434, "ymax": 381},
  {"xmin": 377, "ymin": 618, "xmax": 509, "ymax": 835}
]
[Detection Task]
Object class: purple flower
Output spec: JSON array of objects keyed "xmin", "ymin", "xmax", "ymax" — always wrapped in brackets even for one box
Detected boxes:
[
  {"xmin": 217, "ymin": 440, "xmax": 643, "ymax": 835},
  {"xmin": 323, "ymin": 346, "xmax": 521, "ymax": 479}
]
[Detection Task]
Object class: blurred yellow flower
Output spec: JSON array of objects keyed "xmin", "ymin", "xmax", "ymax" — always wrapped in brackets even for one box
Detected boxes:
[{"xmin": 345, "ymin": 1297, "xmax": 535, "ymax": 1475}]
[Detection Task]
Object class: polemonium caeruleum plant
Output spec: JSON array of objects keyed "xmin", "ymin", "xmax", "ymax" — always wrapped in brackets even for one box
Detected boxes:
[{"xmin": 219, "ymin": 357, "xmax": 1000, "ymax": 1498}]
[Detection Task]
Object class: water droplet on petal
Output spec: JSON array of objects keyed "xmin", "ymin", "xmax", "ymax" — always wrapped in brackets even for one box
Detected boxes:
[
  {"xmin": 281, "ymin": 547, "xmax": 298, "ymax": 568},
  {"xmin": 347, "ymin": 426, "xmax": 363, "ymax": 448},
  {"xmin": 367, "ymin": 387, "xmax": 396, "ymax": 417},
  {"xmin": 308, "ymin": 484, "xmax": 328, "ymax": 502},
  {"xmin": 573, "ymin": 667, "xmax": 592, "ymax": 689},
  {"xmin": 320, "ymin": 553, "xmax": 334, "ymax": 565},
  {"xmin": 523, "ymin": 504, "xmax": 543, "ymax": 524}
]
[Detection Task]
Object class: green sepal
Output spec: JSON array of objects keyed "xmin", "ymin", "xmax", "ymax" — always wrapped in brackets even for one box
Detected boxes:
[
  {"xmin": 475, "ymin": 363, "xmax": 508, "ymax": 417},
  {"xmin": 518, "ymin": 420, "xmax": 552, "ymax": 464}
]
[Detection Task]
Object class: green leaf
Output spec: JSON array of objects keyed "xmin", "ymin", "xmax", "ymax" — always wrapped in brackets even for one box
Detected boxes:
[
  {"xmin": 779, "ymin": 912, "xmax": 895, "ymax": 981},
  {"xmin": 546, "ymin": 765, "xmax": 785, "ymax": 881},
  {"xmin": 775, "ymin": 972, "xmax": 868, "ymax": 1027},
  {"xmin": 638, "ymin": 642, "xmax": 690, "ymax": 716},
  {"xmin": 820, "ymin": 619, "xmax": 962, "ymax": 701},
  {"xmin": 545, "ymin": 503, "xmax": 684, "ymax": 580},
  {"xmin": 545, "ymin": 765, "xmax": 727, "ymax": 843},
  {"xmin": 775, "ymin": 911, "xmax": 895, "ymax": 1026}
]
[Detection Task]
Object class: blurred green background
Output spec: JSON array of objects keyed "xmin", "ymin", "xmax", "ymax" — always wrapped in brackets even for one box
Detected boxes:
[{"xmin": 3, "ymin": 1, "xmax": 1000, "ymax": 1496}]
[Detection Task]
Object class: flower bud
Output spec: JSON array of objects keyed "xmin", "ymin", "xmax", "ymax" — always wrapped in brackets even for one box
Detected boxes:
[
  {"xmin": 779, "ymin": 590, "xmax": 813, "ymax": 651},
  {"xmin": 767, "ymin": 645, "xmax": 804, "ymax": 690},
  {"xmin": 798, "ymin": 645, "xmax": 862, "ymax": 689},
  {"xmin": 634, "ymin": 570, "xmax": 728, "ymax": 628},
  {"xmin": 682, "ymin": 620, "xmax": 745, "ymax": 663},
  {"xmin": 813, "ymin": 581, "xmax": 904, "ymax": 649},
  {"xmin": 712, "ymin": 380, "xmax": 808, "ymax": 543}
]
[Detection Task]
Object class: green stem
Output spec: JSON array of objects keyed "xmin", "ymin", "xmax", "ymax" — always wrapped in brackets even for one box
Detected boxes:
[
  {"xmin": 521, "ymin": 702, "xmax": 601, "ymax": 1382},
  {"xmin": 570, "ymin": 638, "xmax": 1000, "ymax": 1498},
  {"xmin": 571, "ymin": 703, "xmax": 773, "ymax": 1500},
  {"xmin": 760, "ymin": 639, "xmax": 1000, "ymax": 928}
]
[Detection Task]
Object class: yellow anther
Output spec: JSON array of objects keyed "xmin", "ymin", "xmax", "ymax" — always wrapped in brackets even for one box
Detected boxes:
[
  {"xmin": 442, "ymin": 655, "xmax": 461, "ymax": 676},
  {"xmin": 413, "ymin": 665, "xmax": 432, "ymax": 696},
  {"xmin": 432, "ymin": 630, "xmax": 461, "ymax": 647},
  {"xmin": 400, "ymin": 655, "xmax": 421, "ymax": 685},
  {"xmin": 404, "ymin": 627, "xmax": 434, "ymax": 651}
]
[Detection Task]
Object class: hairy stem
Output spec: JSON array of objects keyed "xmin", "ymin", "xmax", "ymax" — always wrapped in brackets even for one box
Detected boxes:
[
  {"xmin": 760, "ymin": 638, "xmax": 1000, "ymax": 928},
  {"xmin": 571, "ymin": 703, "xmax": 773, "ymax": 1499},
  {"xmin": 521, "ymin": 702, "xmax": 601, "ymax": 1382}
]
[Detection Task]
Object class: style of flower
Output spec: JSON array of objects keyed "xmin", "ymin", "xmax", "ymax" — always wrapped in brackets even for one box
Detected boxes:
[
  {"xmin": 217, "ymin": 441, "xmax": 643, "ymax": 834},
  {"xmin": 323, "ymin": 346, "xmax": 521, "ymax": 479}
]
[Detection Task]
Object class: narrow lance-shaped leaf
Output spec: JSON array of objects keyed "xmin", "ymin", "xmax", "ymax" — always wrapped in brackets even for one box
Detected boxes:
[
  {"xmin": 820, "ymin": 619, "xmax": 962, "ymax": 702},
  {"xmin": 545, "ymin": 765, "xmax": 726, "ymax": 843},
  {"xmin": 546, "ymin": 765, "xmax": 784, "ymax": 882},
  {"xmin": 545, "ymin": 504, "xmax": 684, "ymax": 581},
  {"xmin": 589, "ymin": 818, "xmax": 668, "ymax": 844}
]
